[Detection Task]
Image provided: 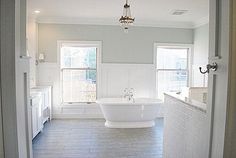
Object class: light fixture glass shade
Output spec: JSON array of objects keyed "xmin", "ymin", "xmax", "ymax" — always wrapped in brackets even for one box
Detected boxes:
[
  {"xmin": 119, "ymin": 0, "xmax": 134, "ymax": 32},
  {"xmin": 38, "ymin": 53, "xmax": 45, "ymax": 62}
]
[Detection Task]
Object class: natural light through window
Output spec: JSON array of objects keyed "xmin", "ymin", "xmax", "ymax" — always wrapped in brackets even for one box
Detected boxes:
[
  {"xmin": 156, "ymin": 46, "xmax": 189, "ymax": 100},
  {"xmin": 60, "ymin": 43, "xmax": 97, "ymax": 103}
]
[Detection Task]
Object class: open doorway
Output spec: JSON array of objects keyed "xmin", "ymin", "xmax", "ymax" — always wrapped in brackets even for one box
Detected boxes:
[
  {"xmin": 26, "ymin": 0, "xmax": 210, "ymax": 158},
  {"xmin": 27, "ymin": 0, "xmax": 210, "ymax": 157}
]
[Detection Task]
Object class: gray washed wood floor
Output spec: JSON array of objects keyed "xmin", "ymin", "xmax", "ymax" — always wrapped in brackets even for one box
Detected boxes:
[{"xmin": 33, "ymin": 119, "xmax": 163, "ymax": 158}]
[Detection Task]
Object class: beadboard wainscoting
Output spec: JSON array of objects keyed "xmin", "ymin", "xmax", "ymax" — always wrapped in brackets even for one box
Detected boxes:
[
  {"xmin": 100, "ymin": 64, "xmax": 156, "ymax": 98},
  {"xmin": 36, "ymin": 62, "xmax": 163, "ymax": 119}
]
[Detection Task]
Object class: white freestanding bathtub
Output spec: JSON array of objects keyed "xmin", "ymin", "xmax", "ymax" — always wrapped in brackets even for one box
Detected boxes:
[{"xmin": 96, "ymin": 98, "xmax": 162, "ymax": 128}]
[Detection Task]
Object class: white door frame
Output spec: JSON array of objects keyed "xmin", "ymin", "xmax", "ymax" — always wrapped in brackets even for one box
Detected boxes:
[
  {"xmin": 0, "ymin": 0, "xmax": 20, "ymax": 157},
  {"xmin": 0, "ymin": 56, "xmax": 4, "ymax": 158},
  {"xmin": 207, "ymin": 0, "xmax": 232, "ymax": 157},
  {"xmin": 1, "ymin": 0, "xmax": 32, "ymax": 158},
  {"xmin": 223, "ymin": 1, "xmax": 236, "ymax": 157}
]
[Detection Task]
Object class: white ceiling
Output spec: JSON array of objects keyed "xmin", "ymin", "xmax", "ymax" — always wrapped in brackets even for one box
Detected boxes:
[{"xmin": 28, "ymin": 0, "xmax": 209, "ymax": 28}]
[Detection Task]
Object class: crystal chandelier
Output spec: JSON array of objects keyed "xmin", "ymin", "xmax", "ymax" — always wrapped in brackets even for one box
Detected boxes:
[{"xmin": 119, "ymin": 0, "xmax": 135, "ymax": 33}]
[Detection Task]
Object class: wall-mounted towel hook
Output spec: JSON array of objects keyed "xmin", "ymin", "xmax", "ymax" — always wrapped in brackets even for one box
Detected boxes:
[{"xmin": 199, "ymin": 62, "xmax": 218, "ymax": 74}]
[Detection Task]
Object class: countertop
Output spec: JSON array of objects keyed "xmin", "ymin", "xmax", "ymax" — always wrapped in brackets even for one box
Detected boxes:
[{"xmin": 164, "ymin": 92, "xmax": 207, "ymax": 113}]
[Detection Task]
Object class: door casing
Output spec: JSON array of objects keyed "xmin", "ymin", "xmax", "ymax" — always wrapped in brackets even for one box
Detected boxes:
[{"xmin": 223, "ymin": 0, "xmax": 236, "ymax": 157}]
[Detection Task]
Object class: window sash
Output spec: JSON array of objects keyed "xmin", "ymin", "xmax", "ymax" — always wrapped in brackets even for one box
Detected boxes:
[
  {"xmin": 60, "ymin": 46, "xmax": 97, "ymax": 69},
  {"xmin": 61, "ymin": 68, "xmax": 97, "ymax": 104},
  {"xmin": 156, "ymin": 69, "xmax": 189, "ymax": 99},
  {"xmin": 156, "ymin": 69, "xmax": 190, "ymax": 86},
  {"xmin": 155, "ymin": 45, "xmax": 191, "ymax": 100},
  {"xmin": 156, "ymin": 47, "xmax": 189, "ymax": 70}
]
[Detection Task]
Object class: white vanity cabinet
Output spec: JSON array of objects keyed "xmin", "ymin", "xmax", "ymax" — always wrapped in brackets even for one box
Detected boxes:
[
  {"xmin": 30, "ymin": 93, "xmax": 43, "ymax": 139},
  {"xmin": 31, "ymin": 86, "xmax": 52, "ymax": 123},
  {"xmin": 30, "ymin": 86, "xmax": 52, "ymax": 139}
]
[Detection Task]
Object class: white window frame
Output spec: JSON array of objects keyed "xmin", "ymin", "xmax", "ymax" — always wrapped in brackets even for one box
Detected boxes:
[
  {"xmin": 57, "ymin": 40, "xmax": 102, "ymax": 105},
  {"xmin": 153, "ymin": 43, "xmax": 193, "ymax": 98}
]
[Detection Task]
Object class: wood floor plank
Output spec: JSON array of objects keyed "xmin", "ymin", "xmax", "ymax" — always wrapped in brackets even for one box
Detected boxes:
[{"xmin": 33, "ymin": 119, "xmax": 163, "ymax": 158}]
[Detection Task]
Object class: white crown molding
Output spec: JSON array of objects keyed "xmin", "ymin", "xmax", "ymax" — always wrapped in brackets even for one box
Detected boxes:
[
  {"xmin": 36, "ymin": 16, "xmax": 209, "ymax": 29},
  {"xmin": 36, "ymin": 17, "xmax": 195, "ymax": 29},
  {"xmin": 193, "ymin": 16, "xmax": 209, "ymax": 28},
  {"xmin": 136, "ymin": 20, "xmax": 194, "ymax": 29}
]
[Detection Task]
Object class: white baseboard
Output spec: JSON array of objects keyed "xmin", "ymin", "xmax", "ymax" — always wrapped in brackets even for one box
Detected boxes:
[{"xmin": 52, "ymin": 113, "xmax": 104, "ymax": 119}]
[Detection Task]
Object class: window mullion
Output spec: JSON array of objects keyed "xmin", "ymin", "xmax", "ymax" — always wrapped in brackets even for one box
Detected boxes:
[
  {"xmin": 156, "ymin": 69, "xmax": 188, "ymax": 71},
  {"xmin": 61, "ymin": 68, "xmax": 96, "ymax": 71}
]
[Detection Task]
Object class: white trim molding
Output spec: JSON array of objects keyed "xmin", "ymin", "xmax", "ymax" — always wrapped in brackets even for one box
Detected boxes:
[
  {"xmin": 36, "ymin": 17, "xmax": 198, "ymax": 29},
  {"xmin": 193, "ymin": 16, "xmax": 209, "ymax": 28},
  {"xmin": 53, "ymin": 103, "xmax": 104, "ymax": 119}
]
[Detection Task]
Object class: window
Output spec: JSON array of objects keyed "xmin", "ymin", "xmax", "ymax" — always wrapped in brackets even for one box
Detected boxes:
[
  {"xmin": 156, "ymin": 45, "xmax": 191, "ymax": 100},
  {"xmin": 59, "ymin": 41, "xmax": 100, "ymax": 103}
]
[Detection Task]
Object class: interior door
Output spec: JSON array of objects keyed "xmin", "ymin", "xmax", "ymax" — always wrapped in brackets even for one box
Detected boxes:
[
  {"xmin": 206, "ymin": 0, "xmax": 230, "ymax": 157},
  {"xmin": 223, "ymin": 0, "xmax": 236, "ymax": 157},
  {"xmin": 0, "ymin": 87, "xmax": 4, "ymax": 158},
  {"xmin": 0, "ymin": 2, "xmax": 4, "ymax": 155}
]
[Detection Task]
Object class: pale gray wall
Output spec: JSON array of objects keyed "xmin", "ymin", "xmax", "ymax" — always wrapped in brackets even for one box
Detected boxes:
[
  {"xmin": 192, "ymin": 24, "xmax": 209, "ymax": 86},
  {"xmin": 193, "ymin": 24, "xmax": 209, "ymax": 65},
  {"xmin": 27, "ymin": 18, "xmax": 38, "ymax": 88},
  {"xmin": 38, "ymin": 24, "xmax": 193, "ymax": 63},
  {"xmin": 16, "ymin": 0, "xmax": 33, "ymax": 157}
]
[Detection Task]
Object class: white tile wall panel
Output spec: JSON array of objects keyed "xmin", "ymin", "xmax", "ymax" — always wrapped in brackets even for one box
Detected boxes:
[{"xmin": 164, "ymin": 95, "xmax": 208, "ymax": 158}]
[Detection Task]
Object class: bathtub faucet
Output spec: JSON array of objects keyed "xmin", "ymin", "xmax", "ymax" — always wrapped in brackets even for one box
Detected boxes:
[{"xmin": 124, "ymin": 88, "xmax": 134, "ymax": 101}]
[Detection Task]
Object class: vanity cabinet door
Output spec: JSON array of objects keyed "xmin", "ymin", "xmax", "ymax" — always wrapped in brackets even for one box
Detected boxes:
[
  {"xmin": 31, "ymin": 104, "xmax": 38, "ymax": 138},
  {"xmin": 37, "ymin": 97, "xmax": 44, "ymax": 132},
  {"xmin": 31, "ymin": 96, "xmax": 43, "ymax": 139}
]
